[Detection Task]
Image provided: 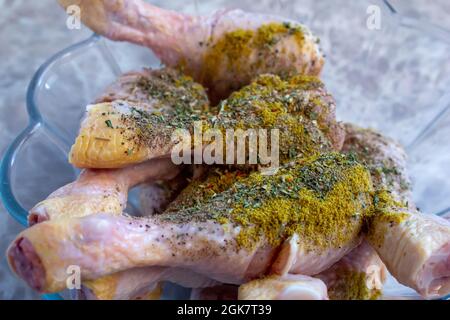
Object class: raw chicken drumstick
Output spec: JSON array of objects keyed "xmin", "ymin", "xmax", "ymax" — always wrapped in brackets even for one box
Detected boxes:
[
  {"xmin": 342, "ymin": 124, "xmax": 450, "ymax": 299},
  {"xmin": 78, "ymin": 169, "xmax": 215, "ymax": 300},
  {"xmin": 87, "ymin": 216, "xmax": 384, "ymax": 299},
  {"xmin": 28, "ymin": 160, "xmax": 184, "ymax": 299},
  {"xmin": 28, "ymin": 158, "xmax": 181, "ymax": 225},
  {"xmin": 58, "ymin": 0, "xmax": 324, "ymax": 102},
  {"xmin": 70, "ymin": 72, "xmax": 344, "ymax": 169},
  {"xmin": 69, "ymin": 68, "xmax": 210, "ymax": 168},
  {"xmin": 84, "ymin": 160, "xmax": 351, "ymax": 300},
  {"xmin": 8, "ymin": 152, "xmax": 374, "ymax": 293}
]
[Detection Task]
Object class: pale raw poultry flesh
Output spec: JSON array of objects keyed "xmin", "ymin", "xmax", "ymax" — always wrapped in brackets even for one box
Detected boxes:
[
  {"xmin": 69, "ymin": 68, "xmax": 210, "ymax": 168},
  {"xmin": 28, "ymin": 158, "xmax": 181, "ymax": 225},
  {"xmin": 57, "ymin": 0, "xmax": 324, "ymax": 103},
  {"xmin": 5, "ymin": 1, "xmax": 450, "ymax": 301},
  {"xmin": 342, "ymin": 124, "xmax": 450, "ymax": 299},
  {"xmin": 70, "ymin": 69, "xmax": 344, "ymax": 169},
  {"xmin": 25, "ymin": 160, "xmax": 188, "ymax": 299},
  {"xmin": 7, "ymin": 92, "xmax": 450, "ymax": 300},
  {"xmin": 7, "ymin": 152, "xmax": 373, "ymax": 293}
]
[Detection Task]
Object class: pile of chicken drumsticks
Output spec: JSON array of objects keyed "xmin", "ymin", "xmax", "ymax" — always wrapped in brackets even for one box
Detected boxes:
[{"xmin": 6, "ymin": 0, "xmax": 450, "ymax": 300}]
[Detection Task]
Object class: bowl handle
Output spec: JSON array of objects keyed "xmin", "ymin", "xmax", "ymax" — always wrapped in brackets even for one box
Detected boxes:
[
  {"xmin": 0, "ymin": 122, "xmax": 41, "ymax": 226},
  {"xmin": 0, "ymin": 122, "xmax": 67, "ymax": 299}
]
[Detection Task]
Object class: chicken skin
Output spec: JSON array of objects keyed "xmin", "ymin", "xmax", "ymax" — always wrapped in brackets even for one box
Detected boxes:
[
  {"xmin": 193, "ymin": 242, "xmax": 385, "ymax": 300},
  {"xmin": 342, "ymin": 124, "xmax": 450, "ymax": 299},
  {"xmin": 4, "ymin": 0, "xmax": 446, "ymax": 303},
  {"xmin": 8, "ymin": 152, "xmax": 373, "ymax": 293},
  {"xmin": 58, "ymin": 0, "xmax": 324, "ymax": 102},
  {"xmin": 69, "ymin": 68, "xmax": 210, "ymax": 168},
  {"xmin": 78, "ymin": 169, "xmax": 207, "ymax": 300},
  {"xmin": 28, "ymin": 158, "xmax": 180, "ymax": 225},
  {"xmin": 70, "ymin": 72, "xmax": 344, "ymax": 169},
  {"xmin": 139, "ymin": 177, "xmax": 190, "ymax": 217},
  {"xmin": 27, "ymin": 161, "xmax": 186, "ymax": 299}
]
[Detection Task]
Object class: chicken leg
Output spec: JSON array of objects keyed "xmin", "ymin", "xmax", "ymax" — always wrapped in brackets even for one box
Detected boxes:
[
  {"xmin": 28, "ymin": 158, "xmax": 181, "ymax": 225},
  {"xmin": 8, "ymin": 152, "xmax": 373, "ymax": 293},
  {"xmin": 342, "ymin": 123, "xmax": 450, "ymax": 299},
  {"xmin": 70, "ymin": 73, "xmax": 344, "ymax": 169},
  {"xmin": 69, "ymin": 68, "xmax": 210, "ymax": 168},
  {"xmin": 57, "ymin": 0, "xmax": 324, "ymax": 102}
]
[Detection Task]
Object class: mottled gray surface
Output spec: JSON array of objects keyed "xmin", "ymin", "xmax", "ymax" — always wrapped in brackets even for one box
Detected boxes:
[{"xmin": 0, "ymin": 0, "xmax": 449, "ymax": 299}]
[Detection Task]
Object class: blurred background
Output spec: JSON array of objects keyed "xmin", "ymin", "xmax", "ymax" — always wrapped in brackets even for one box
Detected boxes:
[{"xmin": 0, "ymin": 0, "xmax": 449, "ymax": 299}]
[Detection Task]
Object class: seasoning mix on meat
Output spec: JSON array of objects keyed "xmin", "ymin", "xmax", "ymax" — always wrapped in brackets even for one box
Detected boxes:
[{"xmin": 5, "ymin": 0, "xmax": 450, "ymax": 301}]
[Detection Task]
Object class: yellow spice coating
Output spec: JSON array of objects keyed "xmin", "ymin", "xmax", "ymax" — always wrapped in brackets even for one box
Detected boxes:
[
  {"xmin": 366, "ymin": 190, "xmax": 408, "ymax": 248},
  {"xmin": 83, "ymin": 274, "xmax": 120, "ymax": 300},
  {"xmin": 70, "ymin": 68, "xmax": 210, "ymax": 168},
  {"xmin": 214, "ymin": 74, "xmax": 334, "ymax": 164},
  {"xmin": 195, "ymin": 21, "xmax": 322, "ymax": 101},
  {"xmin": 83, "ymin": 275, "xmax": 162, "ymax": 300},
  {"xmin": 327, "ymin": 270, "xmax": 381, "ymax": 300},
  {"xmin": 232, "ymin": 163, "xmax": 373, "ymax": 249},
  {"xmin": 165, "ymin": 153, "xmax": 375, "ymax": 251}
]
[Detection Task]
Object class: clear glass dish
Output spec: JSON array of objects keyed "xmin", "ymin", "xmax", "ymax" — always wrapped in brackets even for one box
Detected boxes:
[{"xmin": 1, "ymin": 0, "xmax": 450, "ymax": 300}]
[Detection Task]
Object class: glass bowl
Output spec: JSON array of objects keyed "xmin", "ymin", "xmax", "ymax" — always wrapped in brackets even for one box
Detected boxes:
[{"xmin": 1, "ymin": 0, "xmax": 450, "ymax": 300}]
